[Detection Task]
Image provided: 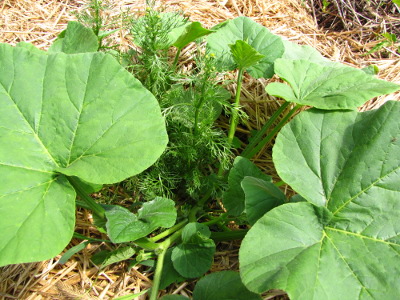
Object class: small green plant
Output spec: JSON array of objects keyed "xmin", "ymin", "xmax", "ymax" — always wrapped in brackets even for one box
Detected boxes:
[
  {"xmin": 365, "ymin": 32, "xmax": 399, "ymax": 56},
  {"xmin": 1, "ymin": 4, "xmax": 400, "ymax": 300}
]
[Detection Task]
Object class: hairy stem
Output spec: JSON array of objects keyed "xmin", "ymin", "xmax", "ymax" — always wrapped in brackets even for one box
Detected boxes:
[{"xmin": 241, "ymin": 101, "xmax": 290, "ymax": 158}]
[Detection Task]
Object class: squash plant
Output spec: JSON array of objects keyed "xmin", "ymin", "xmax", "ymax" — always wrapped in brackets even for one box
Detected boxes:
[
  {"xmin": 1, "ymin": 6, "xmax": 400, "ymax": 300},
  {"xmin": 0, "ymin": 42, "xmax": 168, "ymax": 266}
]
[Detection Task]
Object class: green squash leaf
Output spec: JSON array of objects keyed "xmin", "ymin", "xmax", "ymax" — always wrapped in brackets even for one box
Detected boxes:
[
  {"xmin": 223, "ymin": 157, "xmax": 272, "ymax": 216},
  {"xmin": 241, "ymin": 176, "xmax": 286, "ymax": 225},
  {"xmin": 171, "ymin": 223, "xmax": 216, "ymax": 278},
  {"xmin": 193, "ymin": 271, "xmax": 262, "ymax": 300},
  {"xmin": 0, "ymin": 43, "xmax": 167, "ymax": 266},
  {"xmin": 105, "ymin": 197, "xmax": 177, "ymax": 243},
  {"xmin": 173, "ymin": 22, "xmax": 214, "ymax": 50},
  {"xmin": 282, "ymin": 40, "xmax": 336, "ymax": 66},
  {"xmin": 274, "ymin": 101, "xmax": 400, "ymax": 207},
  {"xmin": 266, "ymin": 59, "xmax": 400, "ymax": 110},
  {"xmin": 229, "ymin": 40, "xmax": 264, "ymax": 70},
  {"xmin": 16, "ymin": 42, "xmax": 47, "ymax": 55},
  {"xmin": 206, "ymin": 16, "xmax": 284, "ymax": 78},
  {"xmin": 240, "ymin": 101, "xmax": 400, "ymax": 298},
  {"xmin": 48, "ymin": 21, "xmax": 98, "ymax": 53}
]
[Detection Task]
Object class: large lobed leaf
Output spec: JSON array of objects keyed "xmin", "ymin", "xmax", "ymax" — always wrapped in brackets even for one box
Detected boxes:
[
  {"xmin": 206, "ymin": 16, "xmax": 284, "ymax": 78},
  {"xmin": 0, "ymin": 43, "xmax": 168, "ymax": 266},
  {"xmin": 240, "ymin": 101, "xmax": 400, "ymax": 299},
  {"xmin": 266, "ymin": 59, "xmax": 400, "ymax": 110}
]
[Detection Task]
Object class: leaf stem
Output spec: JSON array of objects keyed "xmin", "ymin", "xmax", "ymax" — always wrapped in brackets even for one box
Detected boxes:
[
  {"xmin": 67, "ymin": 177, "xmax": 105, "ymax": 220},
  {"xmin": 227, "ymin": 68, "xmax": 244, "ymax": 145},
  {"xmin": 149, "ymin": 219, "xmax": 188, "ymax": 242},
  {"xmin": 172, "ymin": 48, "xmax": 181, "ymax": 68},
  {"xmin": 241, "ymin": 101, "xmax": 290, "ymax": 158},
  {"xmin": 245, "ymin": 104, "xmax": 301, "ymax": 158},
  {"xmin": 149, "ymin": 246, "xmax": 168, "ymax": 300},
  {"xmin": 149, "ymin": 228, "xmax": 184, "ymax": 300}
]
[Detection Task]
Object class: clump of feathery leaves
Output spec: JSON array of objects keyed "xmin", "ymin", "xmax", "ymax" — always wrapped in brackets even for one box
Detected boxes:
[{"xmin": 123, "ymin": 6, "xmax": 234, "ymax": 202}]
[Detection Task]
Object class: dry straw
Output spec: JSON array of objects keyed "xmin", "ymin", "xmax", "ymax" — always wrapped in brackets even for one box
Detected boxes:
[{"xmin": 0, "ymin": 0, "xmax": 399, "ymax": 299}]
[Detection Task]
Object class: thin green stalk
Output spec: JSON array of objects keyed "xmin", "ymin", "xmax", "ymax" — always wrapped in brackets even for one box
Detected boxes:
[
  {"xmin": 202, "ymin": 213, "xmax": 228, "ymax": 226},
  {"xmin": 149, "ymin": 229, "xmax": 184, "ymax": 300},
  {"xmin": 227, "ymin": 68, "xmax": 244, "ymax": 145},
  {"xmin": 150, "ymin": 246, "xmax": 168, "ymax": 300},
  {"xmin": 172, "ymin": 48, "xmax": 181, "ymax": 68},
  {"xmin": 215, "ymin": 68, "xmax": 245, "ymax": 178},
  {"xmin": 67, "ymin": 177, "xmax": 105, "ymax": 219},
  {"xmin": 242, "ymin": 101, "xmax": 290, "ymax": 158},
  {"xmin": 149, "ymin": 219, "xmax": 188, "ymax": 242},
  {"xmin": 245, "ymin": 104, "xmax": 301, "ymax": 158}
]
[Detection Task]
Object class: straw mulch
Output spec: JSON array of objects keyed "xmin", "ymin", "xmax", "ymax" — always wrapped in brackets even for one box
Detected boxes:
[{"xmin": 1, "ymin": 0, "xmax": 399, "ymax": 299}]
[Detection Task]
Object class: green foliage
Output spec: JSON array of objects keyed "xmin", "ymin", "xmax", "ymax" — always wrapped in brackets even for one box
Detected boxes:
[
  {"xmin": 172, "ymin": 22, "xmax": 214, "ymax": 50},
  {"xmin": 193, "ymin": 271, "xmax": 262, "ymax": 300},
  {"xmin": 91, "ymin": 246, "xmax": 136, "ymax": 268},
  {"xmin": 0, "ymin": 43, "xmax": 167, "ymax": 266},
  {"xmin": 49, "ymin": 21, "xmax": 98, "ymax": 53},
  {"xmin": 159, "ymin": 249, "xmax": 186, "ymax": 289},
  {"xmin": 266, "ymin": 59, "xmax": 400, "ymax": 110},
  {"xmin": 365, "ymin": 32, "xmax": 398, "ymax": 56},
  {"xmin": 129, "ymin": 48, "xmax": 232, "ymax": 200},
  {"xmin": 72, "ymin": 0, "xmax": 125, "ymax": 48},
  {"xmin": 130, "ymin": 10, "xmax": 187, "ymax": 97},
  {"xmin": 206, "ymin": 16, "xmax": 284, "ymax": 78},
  {"xmin": 241, "ymin": 176, "xmax": 286, "ymax": 225},
  {"xmin": 105, "ymin": 198, "xmax": 176, "ymax": 243},
  {"xmin": 223, "ymin": 157, "xmax": 272, "ymax": 216},
  {"xmin": 229, "ymin": 40, "xmax": 265, "ymax": 70},
  {"xmin": 240, "ymin": 101, "xmax": 400, "ymax": 298},
  {"xmin": 2, "ymin": 5, "xmax": 400, "ymax": 300},
  {"xmin": 171, "ymin": 223, "xmax": 216, "ymax": 278}
]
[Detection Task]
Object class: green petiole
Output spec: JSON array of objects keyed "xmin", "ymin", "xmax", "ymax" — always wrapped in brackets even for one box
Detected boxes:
[
  {"xmin": 227, "ymin": 68, "xmax": 245, "ymax": 145},
  {"xmin": 244, "ymin": 104, "xmax": 302, "ymax": 158},
  {"xmin": 242, "ymin": 101, "xmax": 291, "ymax": 158},
  {"xmin": 67, "ymin": 176, "xmax": 105, "ymax": 220}
]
